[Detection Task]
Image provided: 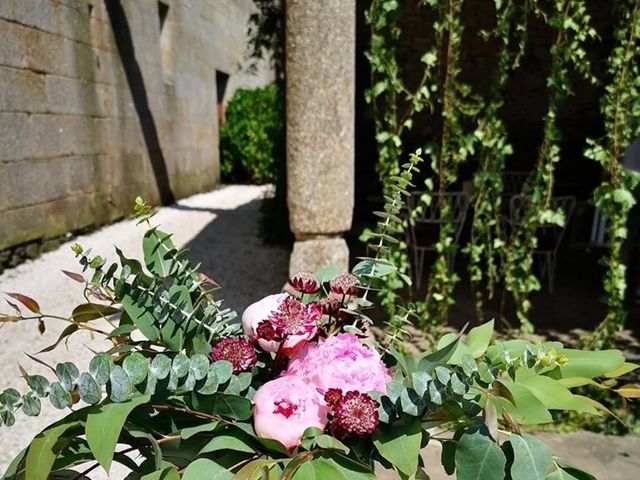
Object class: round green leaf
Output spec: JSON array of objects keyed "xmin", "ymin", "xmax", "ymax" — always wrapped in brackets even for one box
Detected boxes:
[
  {"xmin": 79, "ymin": 372, "xmax": 102, "ymax": 405},
  {"xmin": 21, "ymin": 393, "xmax": 41, "ymax": 417},
  {"xmin": 172, "ymin": 353, "xmax": 190, "ymax": 378},
  {"xmin": 55, "ymin": 362, "xmax": 80, "ymax": 391},
  {"xmin": 89, "ymin": 354, "xmax": 114, "ymax": 385},
  {"xmin": 123, "ymin": 352, "xmax": 149, "ymax": 385},
  {"xmin": 0, "ymin": 388, "xmax": 21, "ymax": 410},
  {"xmin": 182, "ymin": 458, "xmax": 232, "ymax": 480},
  {"xmin": 189, "ymin": 354, "xmax": 210, "ymax": 381},
  {"xmin": 0, "ymin": 409, "xmax": 15, "ymax": 427},
  {"xmin": 27, "ymin": 375, "xmax": 50, "ymax": 398},
  {"xmin": 373, "ymin": 420, "xmax": 422, "ymax": 476},
  {"xmin": 198, "ymin": 367, "xmax": 220, "ymax": 395},
  {"xmin": 212, "ymin": 360, "xmax": 233, "ymax": 384},
  {"xmin": 49, "ymin": 382, "xmax": 72, "ymax": 409},
  {"xmin": 109, "ymin": 366, "xmax": 132, "ymax": 402},
  {"xmin": 150, "ymin": 354, "xmax": 171, "ymax": 380}
]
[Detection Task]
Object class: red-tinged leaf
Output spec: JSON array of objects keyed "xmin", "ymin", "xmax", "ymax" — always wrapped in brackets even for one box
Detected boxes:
[
  {"xmin": 90, "ymin": 291, "xmax": 112, "ymax": 302},
  {"xmin": 6, "ymin": 293, "xmax": 40, "ymax": 313},
  {"xmin": 38, "ymin": 319, "xmax": 46, "ymax": 335},
  {"xmin": 62, "ymin": 270, "xmax": 85, "ymax": 283},
  {"xmin": 18, "ymin": 364, "xmax": 29, "ymax": 379},
  {"xmin": 71, "ymin": 303, "xmax": 120, "ymax": 323}
]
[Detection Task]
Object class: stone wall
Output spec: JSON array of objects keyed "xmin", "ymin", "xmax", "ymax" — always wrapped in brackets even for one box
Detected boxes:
[{"xmin": 0, "ymin": 0, "xmax": 273, "ymax": 251}]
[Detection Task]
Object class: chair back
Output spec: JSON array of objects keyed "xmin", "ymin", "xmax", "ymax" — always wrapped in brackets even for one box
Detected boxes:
[{"xmin": 407, "ymin": 191, "xmax": 469, "ymax": 247}]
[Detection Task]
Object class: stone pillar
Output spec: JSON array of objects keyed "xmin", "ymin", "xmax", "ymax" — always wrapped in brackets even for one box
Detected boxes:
[{"xmin": 286, "ymin": 0, "xmax": 355, "ymax": 276}]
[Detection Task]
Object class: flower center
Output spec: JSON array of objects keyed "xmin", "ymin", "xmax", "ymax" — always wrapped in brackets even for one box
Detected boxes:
[{"xmin": 273, "ymin": 399, "xmax": 298, "ymax": 418}]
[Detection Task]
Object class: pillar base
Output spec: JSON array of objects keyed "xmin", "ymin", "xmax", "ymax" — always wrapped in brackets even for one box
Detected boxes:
[{"xmin": 289, "ymin": 237, "xmax": 349, "ymax": 277}]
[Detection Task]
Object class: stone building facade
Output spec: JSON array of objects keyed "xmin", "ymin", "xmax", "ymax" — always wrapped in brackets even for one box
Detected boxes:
[{"xmin": 0, "ymin": 0, "xmax": 273, "ymax": 251}]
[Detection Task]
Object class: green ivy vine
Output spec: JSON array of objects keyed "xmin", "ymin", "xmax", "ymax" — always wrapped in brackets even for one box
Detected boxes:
[
  {"xmin": 585, "ymin": 0, "xmax": 640, "ymax": 348},
  {"xmin": 503, "ymin": 0, "xmax": 597, "ymax": 333}
]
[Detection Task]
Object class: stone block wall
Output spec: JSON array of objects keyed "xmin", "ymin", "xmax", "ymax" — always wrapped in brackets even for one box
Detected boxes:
[{"xmin": 0, "ymin": 0, "xmax": 273, "ymax": 251}]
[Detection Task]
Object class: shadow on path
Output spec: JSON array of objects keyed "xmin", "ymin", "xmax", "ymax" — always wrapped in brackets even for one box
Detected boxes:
[
  {"xmin": 105, "ymin": 0, "xmax": 175, "ymax": 205},
  {"xmin": 177, "ymin": 199, "xmax": 290, "ymax": 314}
]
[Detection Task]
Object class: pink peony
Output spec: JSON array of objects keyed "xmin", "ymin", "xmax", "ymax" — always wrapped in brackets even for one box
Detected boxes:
[
  {"xmin": 286, "ymin": 333, "xmax": 390, "ymax": 395},
  {"xmin": 242, "ymin": 293, "xmax": 319, "ymax": 355},
  {"xmin": 253, "ymin": 375, "xmax": 329, "ymax": 450}
]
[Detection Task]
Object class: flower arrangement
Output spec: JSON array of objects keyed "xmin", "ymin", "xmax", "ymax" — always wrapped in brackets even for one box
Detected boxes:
[{"xmin": 0, "ymin": 170, "xmax": 638, "ymax": 479}]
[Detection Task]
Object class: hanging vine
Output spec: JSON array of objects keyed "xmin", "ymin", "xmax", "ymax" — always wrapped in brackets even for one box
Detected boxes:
[
  {"xmin": 363, "ymin": 0, "xmax": 438, "ymax": 316},
  {"xmin": 465, "ymin": 0, "xmax": 529, "ymax": 319},
  {"xmin": 503, "ymin": 0, "xmax": 597, "ymax": 333},
  {"xmin": 417, "ymin": 0, "xmax": 482, "ymax": 329},
  {"xmin": 585, "ymin": 0, "xmax": 640, "ymax": 349}
]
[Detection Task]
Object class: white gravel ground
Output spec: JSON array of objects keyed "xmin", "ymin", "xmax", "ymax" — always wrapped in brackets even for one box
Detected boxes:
[{"xmin": 0, "ymin": 185, "xmax": 289, "ymax": 477}]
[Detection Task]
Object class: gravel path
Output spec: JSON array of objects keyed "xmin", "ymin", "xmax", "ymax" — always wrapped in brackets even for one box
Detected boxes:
[{"xmin": 0, "ymin": 185, "xmax": 289, "ymax": 477}]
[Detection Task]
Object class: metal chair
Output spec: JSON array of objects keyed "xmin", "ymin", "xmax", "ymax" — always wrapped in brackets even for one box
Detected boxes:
[
  {"xmin": 508, "ymin": 195, "xmax": 576, "ymax": 293},
  {"xmin": 502, "ymin": 171, "xmax": 529, "ymax": 198},
  {"xmin": 406, "ymin": 191, "xmax": 470, "ymax": 289}
]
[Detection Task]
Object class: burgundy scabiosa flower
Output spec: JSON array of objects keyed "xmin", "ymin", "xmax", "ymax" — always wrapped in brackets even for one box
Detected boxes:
[
  {"xmin": 332, "ymin": 391, "xmax": 380, "ymax": 437},
  {"xmin": 288, "ymin": 271, "xmax": 320, "ymax": 294},
  {"xmin": 256, "ymin": 320, "xmax": 279, "ymax": 341},
  {"xmin": 329, "ymin": 273, "xmax": 361, "ymax": 296},
  {"xmin": 269, "ymin": 296, "xmax": 322, "ymax": 337},
  {"xmin": 211, "ymin": 337, "xmax": 257, "ymax": 373}
]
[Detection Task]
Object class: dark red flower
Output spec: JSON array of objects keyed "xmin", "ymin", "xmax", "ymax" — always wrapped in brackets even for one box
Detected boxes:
[
  {"xmin": 324, "ymin": 388, "xmax": 343, "ymax": 407},
  {"xmin": 211, "ymin": 337, "xmax": 257, "ymax": 373},
  {"xmin": 319, "ymin": 296, "xmax": 344, "ymax": 317},
  {"xmin": 329, "ymin": 274, "xmax": 361, "ymax": 296},
  {"xmin": 288, "ymin": 272, "xmax": 320, "ymax": 294},
  {"xmin": 333, "ymin": 391, "xmax": 380, "ymax": 436},
  {"xmin": 256, "ymin": 320, "xmax": 279, "ymax": 341}
]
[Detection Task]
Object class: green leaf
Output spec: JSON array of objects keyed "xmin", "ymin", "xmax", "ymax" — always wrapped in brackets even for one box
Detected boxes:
[
  {"xmin": 209, "ymin": 393, "xmax": 252, "ymax": 420},
  {"xmin": 315, "ymin": 264, "xmax": 341, "ymax": 284},
  {"xmin": 518, "ymin": 375, "xmax": 599, "ymax": 414},
  {"xmin": 180, "ymin": 421, "xmax": 219, "ymax": 439},
  {"xmin": 121, "ymin": 292, "xmax": 160, "ymax": 343},
  {"xmin": 49, "ymin": 382, "xmax": 72, "ymax": 409},
  {"xmin": 198, "ymin": 366, "xmax": 221, "ymax": 395},
  {"xmin": 36, "ymin": 324, "xmax": 79, "ymax": 353},
  {"xmin": 212, "ymin": 360, "xmax": 233, "ymax": 384},
  {"xmin": 509, "ymin": 433, "xmax": 554, "ymax": 480},
  {"xmin": 123, "ymin": 352, "xmax": 149, "ymax": 385},
  {"xmin": 71, "ymin": 303, "xmax": 120, "ymax": 322},
  {"xmin": 55, "ymin": 362, "xmax": 79, "ymax": 391},
  {"xmin": 189, "ymin": 354, "xmax": 210, "ymax": 381},
  {"xmin": 143, "ymin": 229, "xmax": 177, "ymax": 277},
  {"xmin": 455, "ymin": 426, "xmax": 506, "ymax": 480},
  {"xmin": 417, "ymin": 334, "xmax": 460, "ymax": 373},
  {"xmin": 109, "ymin": 365, "xmax": 133, "ymax": 402},
  {"xmin": 558, "ymin": 349, "xmax": 624, "ymax": 379},
  {"xmin": 141, "ymin": 466, "xmax": 180, "ymax": 480},
  {"xmin": 466, "ymin": 320, "xmax": 494, "ymax": 357},
  {"xmin": 373, "ymin": 420, "xmax": 422, "ymax": 476},
  {"xmin": 225, "ymin": 372, "xmax": 253, "ymax": 395},
  {"xmin": 21, "ymin": 393, "xmax": 41, "ymax": 416},
  {"xmin": 78, "ymin": 373, "xmax": 102, "ymax": 405},
  {"xmin": 150, "ymin": 354, "xmax": 172, "ymax": 380},
  {"xmin": 291, "ymin": 453, "xmax": 376, "ymax": 479},
  {"xmin": 89, "ymin": 353, "xmax": 114, "ymax": 385},
  {"xmin": 182, "ymin": 458, "xmax": 232, "ymax": 480},
  {"xmin": 86, "ymin": 394, "xmax": 150, "ymax": 472},
  {"xmin": 496, "ymin": 380, "xmax": 552, "ymax": 425},
  {"xmin": 26, "ymin": 375, "xmax": 50, "ymax": 397},
  {"xmin": 25, "ymin": 420, "xmax": 82, "ymax": 480},
  {"xmin": 200, "ymin": 429, "xmax": 256, "ymax": 454}
]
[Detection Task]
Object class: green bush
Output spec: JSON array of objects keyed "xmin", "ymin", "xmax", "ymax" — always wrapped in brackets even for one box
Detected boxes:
[{"xmin": 220, "ymin": 84, "xmax": 284, "ymax": 184}]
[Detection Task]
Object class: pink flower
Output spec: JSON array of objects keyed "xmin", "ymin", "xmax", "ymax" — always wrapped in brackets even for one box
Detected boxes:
[
  {"xmin": 253, "ymin": 375, "xmax": 329, "ymax": 450},
  {"xmin": 288, "ymin": 271, "xmax": 320, "ymax": 294},
  {"xmin": 241, "ymin": 294, "xmax": 319, "ymax": 356},
  {"xmin": 286, "ymin": 333, "xmax": 390, "ymax": 395}
]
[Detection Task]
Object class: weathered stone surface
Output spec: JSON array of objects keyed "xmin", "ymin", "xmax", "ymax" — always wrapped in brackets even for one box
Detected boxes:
[
  {"xmin": 289, "ymin": 238, "xmax": 349, "ymax": 277},
  {"xmin": 286, "ymin": 0, "xmax": 355, "ymax": 237},
  {"xmin": 0, "ymin": 0, "xmax": 274, "ymax": 251}
]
